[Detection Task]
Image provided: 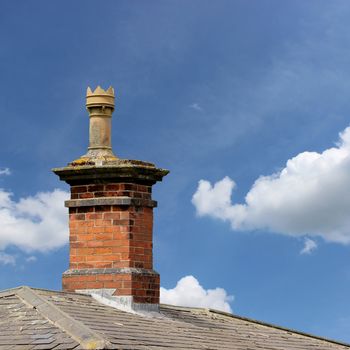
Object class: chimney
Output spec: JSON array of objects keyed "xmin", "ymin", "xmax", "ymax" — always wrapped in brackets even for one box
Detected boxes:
[{"xmin": 53, "ymin": 86, "xmax": 168, "ymax": 311}]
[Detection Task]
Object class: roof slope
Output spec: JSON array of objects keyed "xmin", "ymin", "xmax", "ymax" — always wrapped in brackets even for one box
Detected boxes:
[{"xmin": 0, "ymin": 286, "xmax": 349, "ymax": 350}]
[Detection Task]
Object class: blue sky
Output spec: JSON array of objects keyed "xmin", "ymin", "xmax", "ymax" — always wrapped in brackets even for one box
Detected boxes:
[{"xmin": 1, "ymin": 0, "xmax": 350, "ymax": 343}]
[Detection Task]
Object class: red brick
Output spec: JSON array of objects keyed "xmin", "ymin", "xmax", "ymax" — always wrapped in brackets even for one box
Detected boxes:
[
  {"xmin": 76, "ymin": 233, "xmax": 95, "ymax": 241},
  {"xmin": 94, "ymin": 219, "xmax": 112, "ymax": 227},
  {"xmin": 78, "ymin": 275, "xmax": 97, "ymax": 282},
  {"xmin": 73, "ymin": 214, "xmax": 86, "ymax": 221},
  {"xmin": 85, "ymin": 281, "xmax": 104, "ymax": 289},
  {"xmin": 71, "ymin": 186, "xmax": 88, "ymax": 194},
  {"xmin": 86, "ymin": 240, "xmax": 105, "ymax": 248},
  {"xmin": 97, "ymin": 275, "xmax": 115, "ymax": 281},
  {"xmin": 105, "ymin": 184, "xmax": 120, "ymax": 191},
  {"xmin": 89, "ymin": 262, "xmax": 113, "ymax": 268},
  {"xmin": 86, "ymin": 213, "xmax": 102, "ymax": 220},
  {"xmin": 95, "ymin": 205, "xmax": 111, "ymax": 212},
  {"xmin": 104, "ymin": 212, "xmax": 121, "ymax": 220},
  {"xmin": 79, "ymin": 192, "xmax": 94, "ymax": 199},
  {"xmin": 87, "ymin": 255, "xmax": 116, "ymax": 262},
  {"xmin": 93, "ymin": 247, "xmax": 113, "ymax": 255},
  {"xmin": 88, "ymin": 184, "xmax": 104, "ymax": 192},
  {"xmin": 103, "ymin": 281, "xmax": 122, "ymax": 289},
  {"xmin": 75, "ymin": 248, "xmax": 94, "ymax": 256}
]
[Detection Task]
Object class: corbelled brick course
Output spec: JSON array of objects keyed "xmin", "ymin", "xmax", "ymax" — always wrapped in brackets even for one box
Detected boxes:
[{"xmin": 70, "ymin": 183, "xmax": 152, "ymax": 200}]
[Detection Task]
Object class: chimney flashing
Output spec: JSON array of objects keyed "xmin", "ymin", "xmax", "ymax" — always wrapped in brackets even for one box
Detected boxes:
[{"xmin": 78, "ymin": 289, "xmax": 160, "ymax": 314}]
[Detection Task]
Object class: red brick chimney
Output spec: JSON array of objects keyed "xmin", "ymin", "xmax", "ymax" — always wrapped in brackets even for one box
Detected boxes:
[{"xmin": 53, "ymin": 86, "xmax": 168, "ymax": 311}]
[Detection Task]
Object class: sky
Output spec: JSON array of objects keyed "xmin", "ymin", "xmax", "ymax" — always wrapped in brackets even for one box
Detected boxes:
[{"xmin": 1, "ymin": 0, "xmax": 350, "ymax": 343}]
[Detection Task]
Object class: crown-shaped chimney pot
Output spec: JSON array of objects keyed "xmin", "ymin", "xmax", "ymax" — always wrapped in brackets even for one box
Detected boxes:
[
  {"xmin": 83, "ymin": 85, "xmax": 117, "ymax": 163},
  {"xmin": 86, "ymin": 86, "xmax": 115, "ymax": 109}
]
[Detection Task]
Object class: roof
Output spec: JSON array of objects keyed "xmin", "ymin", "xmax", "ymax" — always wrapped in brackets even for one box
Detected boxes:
[{"xmin": 0, "ymin": 286, "xmax": 349, "ymax": 350}]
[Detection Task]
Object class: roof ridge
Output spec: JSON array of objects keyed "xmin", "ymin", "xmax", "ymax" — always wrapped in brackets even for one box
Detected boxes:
[
  {"xmin": 0, "ymin": 285, "xmax": 27, "ymax": 297},
  {"xmin": 206, "ymin": 308, "xmax": 350, "ymax": 348},
  {"xmin": 15, "ymin": 286, "xmax": 112, "ymax": 350},
  {"xmin": 160, "ymin": 304, "xmax": 350, "ymax": 347},
  {"xmin": 31, "ymin": 286, "xmax": 90, "ymax": 296}
]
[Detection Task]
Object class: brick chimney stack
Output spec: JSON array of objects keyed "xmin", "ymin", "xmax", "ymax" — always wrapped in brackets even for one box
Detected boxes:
[{"xmin": 53, "ymin": 86, "xmax": 168, "ymax": 311}]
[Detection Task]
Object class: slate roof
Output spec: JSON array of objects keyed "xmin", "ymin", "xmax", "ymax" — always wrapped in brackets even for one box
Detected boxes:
[{"xmin": 0, "ymin": 286, "xmax": 349, "ymax": 350}]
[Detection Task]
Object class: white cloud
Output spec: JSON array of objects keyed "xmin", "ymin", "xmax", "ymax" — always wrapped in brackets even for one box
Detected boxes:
[
  {"xmin": 189, "ymin": 103, "xmax": 203, "ymax": 112},
  {"xmin": 160, "ymin": 275, "xmax": 233, "ymax": 313},
  {"xmin": 300, "ymin": 238, "xmax": 318, "ymax": 255},
  {"xmin": 0, "ymin": 168, "xmax": 10, "ymax": 176},
  {"xmin": 25, "ymin": 256, "xmax": 37, "ymax": 262},
  {"xmin": 192, "ymin": 127, "xmax": 350, "ymax": 244},
  {"xmin": 0, "ymin": 252, "xmax": 16, "ymax": 265},
  {"xmin": 0, "ymin": 189, "xmax": 69, "ymax": 252}
]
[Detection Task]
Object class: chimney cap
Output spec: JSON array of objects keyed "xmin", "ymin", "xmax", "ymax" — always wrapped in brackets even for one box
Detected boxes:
[{"xmin": 86, "ymin": 86, "xmax": 115, "ymax": 109}]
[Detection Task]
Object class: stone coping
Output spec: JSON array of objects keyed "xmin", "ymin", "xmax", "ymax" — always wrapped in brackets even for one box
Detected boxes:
[
  {"xmin": 65, "ymin": 196, "xmax": 157, "ymax": 208},
  {"xmin": 63, "ymin": 267, "xmax": 159, "ymax": 276},
  {"xmin": 52, "ymin": 160, "xmax": 169, "ymax": 186}
]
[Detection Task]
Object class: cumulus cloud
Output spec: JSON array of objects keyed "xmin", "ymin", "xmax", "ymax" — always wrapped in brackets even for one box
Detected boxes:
[
  {"xmin": 0, "ymin": 168, "xmax": 10, "ymax": 176},
  {"xmin": 192, "ymin": 127, "xmax": 350, "ymax": 244},
  {"xmin": 0, "ymin": 252, "xmax": 16, "ymax": 265},
  {"xmin": 160, "ymin": 275, "xmax": 233, "ymax": 313},
  {"xmin": 300, "ymin": 238, "xmax": 317, "ymax": 255},
  {"xmin": 0, "ymin": 189, "xmax": 69, "ymax": 252}
]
